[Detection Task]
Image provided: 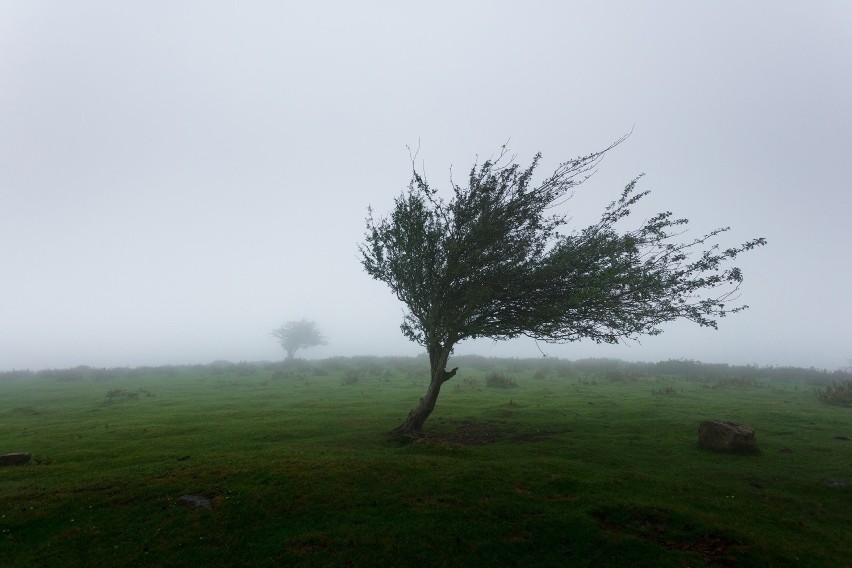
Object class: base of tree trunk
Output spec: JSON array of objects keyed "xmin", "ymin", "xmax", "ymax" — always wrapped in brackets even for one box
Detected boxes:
[
  {"xmin": 388, "ymin": 426, "xmax": 422, "ymax": 444},
  {"xmin": 389, "ymin": 408, "xmax": 430, "ymax": 440},
  {"xmin": 390, "ymin": 358, "xmax": 459, "ymax": 440}
]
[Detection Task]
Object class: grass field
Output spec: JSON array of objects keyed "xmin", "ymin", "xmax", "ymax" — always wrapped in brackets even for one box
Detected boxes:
[{"xmin": 1, "ymin": 357, "xmax": 850, "ymax": 567}]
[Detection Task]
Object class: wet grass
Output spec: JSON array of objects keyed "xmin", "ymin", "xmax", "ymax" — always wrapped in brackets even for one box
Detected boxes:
[{"xmin": 1, "ymin": 358, "xmax": 850, "ymax": 566}]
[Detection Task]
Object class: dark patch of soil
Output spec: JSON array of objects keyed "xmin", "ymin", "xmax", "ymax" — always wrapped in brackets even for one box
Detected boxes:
[
  {"xmin": 512, "ymin": 429, "xmax": 564, "ymax": 443},
  {"xmin": 592, "ymin": 505, "xmax": 744, "ymax": 567},
  {"xmin": 440, "ymin": 419, "xmax": 513, "ymax": 445},
  {"xmin": 402, "ymin": 418, "xmax": 572, "ymax": 447},
  {"xmin": 400, "ymin": 495, "xmax": 461, "ymax": 509},
  {"xmin": 420, "ymin": 419, "xmax": 569, "ymax": 446},
  {"xmin": 179, "ymin": 494, "xmax": 214, "ymax": 508},
  {"xmin": 9, "ymin": 406, "xmax": 41, "ymax": 416}
]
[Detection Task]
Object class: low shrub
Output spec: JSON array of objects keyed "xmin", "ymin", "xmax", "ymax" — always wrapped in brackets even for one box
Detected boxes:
[
  {"xmin": 341, "ymin": 369, "xmax": 363, "ymax": 385},
  {"xmin": 234, "ymin": 362, "xmax": 259, "ymax": 376},
  {"xmin": 605, "ymin": 371, "xmax": 639, "ymax": 383},
  {"xmin": 815, "ymin": 381, "xmax": 852, "ymax": 407},
  {"xmin": 486, "ymin": 373, "xmax": 517, "ymax": 389},
  {"xmin": 532, "ymin": 369, "xmax": 549, "ymax": 380}
]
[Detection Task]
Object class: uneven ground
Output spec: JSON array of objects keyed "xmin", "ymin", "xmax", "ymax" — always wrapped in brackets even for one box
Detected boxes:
[{"xmin": 1, "ymin": 358, "xmax": 850, "ymax": 566}]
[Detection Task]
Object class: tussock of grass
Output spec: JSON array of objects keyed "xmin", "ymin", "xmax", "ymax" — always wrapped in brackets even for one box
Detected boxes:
[
  {"xmin": 815, "ymin": 380, "xmax": 852, "ymax": 407},
  {"xmin": 485, "ymin": 373, "xmax": 517, "ymax": 389}
]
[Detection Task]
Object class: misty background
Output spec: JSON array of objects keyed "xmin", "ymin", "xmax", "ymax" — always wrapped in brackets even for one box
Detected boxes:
[{"xmin": 1, "ymin": 2, "xmax": 850, "ymax": 371}]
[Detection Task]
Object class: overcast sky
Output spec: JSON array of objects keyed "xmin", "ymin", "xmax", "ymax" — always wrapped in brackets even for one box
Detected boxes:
[{"xmin": 2, "ymin": 1, "xmax": 850, "ymax": 371}]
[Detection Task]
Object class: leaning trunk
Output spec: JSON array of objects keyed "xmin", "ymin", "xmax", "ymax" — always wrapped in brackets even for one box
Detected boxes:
[{"xmin": 390, "ymin": 345, "xmax": 458, "ymax": 438}]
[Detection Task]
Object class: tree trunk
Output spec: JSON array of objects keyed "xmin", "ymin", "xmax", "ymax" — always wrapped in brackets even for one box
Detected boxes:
[{"xmin": 390, "ymin": 344, "xmax": 458, "ymax": 438}]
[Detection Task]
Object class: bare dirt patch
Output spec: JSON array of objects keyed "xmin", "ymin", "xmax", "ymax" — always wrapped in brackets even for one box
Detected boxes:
[
  {"xmin": 433, "ymin": 419, "xmax": 512, "ymax": 445},
  {"xmin": 420, "ymin": 419, "xmax": 566, "ymax": 446}
]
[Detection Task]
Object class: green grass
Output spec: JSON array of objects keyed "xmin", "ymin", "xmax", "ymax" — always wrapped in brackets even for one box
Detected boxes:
[{"xmin": 1, "ymin": 358, "xmax": 850, "ymax": 566}]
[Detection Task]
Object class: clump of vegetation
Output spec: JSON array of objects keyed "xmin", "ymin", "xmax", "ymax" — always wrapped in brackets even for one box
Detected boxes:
[
  {"xmin": 341, "ymin": 369, "xmax": 363, "ymax": 386},
  {"xmin": 454, "ymin": 377, "xmax": 482, "ymax": 392},
  {"xmin": 104, "ymin": 388, "xmax": 153, "ymax": 404},
  {"xmin": 605, "ymin": 371, "xmax": 639, "ymax": 383},
  {"xmin": 486, "ymin": 373, "xmax": 517, "ymax": 389},
  {"xmin": 0, "ymin": 370, "xmax": 34, "ymax": 381},
  {"xmin": 815, "ymin": 381, "xmax": 852, "ymax": 407},
  {"xmin": 532, "ymin": 369, "xmax": 549, "ymax": 380},
  {"xmin": 651, "ymin": 386, "xmax": 679, "ymax": 396},
  {"xmin": 234, "ymin": 362, "xmax": 259, "ymax": 377},
  {"xmin": 37, "ymin": 366, "xmax": 89, "ymax": 381}
]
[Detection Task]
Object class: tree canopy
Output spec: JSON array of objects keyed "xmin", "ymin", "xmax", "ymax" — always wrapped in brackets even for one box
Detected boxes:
[
  {"xmin": 270, "ymin": 319, "xmax": 327, "ymax": 360},
  {"xmin": 360, "ymin": 139, "xmax": 766, "ymax": 435}
]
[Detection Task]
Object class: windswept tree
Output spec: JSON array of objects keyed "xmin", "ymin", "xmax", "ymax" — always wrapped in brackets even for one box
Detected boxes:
[
  {"xmin": 360, "ymin": 138, "xmax": 766, "ymax": 437},
  {"xmin": 271, "ymin": 319, "xmax": 327, "ymax": 360}
]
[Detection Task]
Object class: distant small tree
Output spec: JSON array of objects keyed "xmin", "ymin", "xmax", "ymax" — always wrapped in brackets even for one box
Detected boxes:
[
  {"xmin": 360, "ymin": 138, "xmax": 766, "ymax": 437},
  {"xmin": 271, "ymin": 319, "xmax": 327, "ymax": 360}
]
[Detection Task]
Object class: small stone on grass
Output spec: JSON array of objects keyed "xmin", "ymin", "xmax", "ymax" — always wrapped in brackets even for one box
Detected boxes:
[{"xmin": 179, "ymin": 495, "xmax": 212, "ymax": 508}]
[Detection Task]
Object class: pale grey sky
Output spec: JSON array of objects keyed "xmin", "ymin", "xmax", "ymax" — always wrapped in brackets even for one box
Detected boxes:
[{"xmin": 2, "ymin": 1, "xmax": 850, "ymax": 371}]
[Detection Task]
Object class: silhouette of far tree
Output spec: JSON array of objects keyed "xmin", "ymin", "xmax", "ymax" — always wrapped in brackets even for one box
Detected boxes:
[{"xmin": 271, "ymin": 319, "xmax": 327, "ymax": 360}]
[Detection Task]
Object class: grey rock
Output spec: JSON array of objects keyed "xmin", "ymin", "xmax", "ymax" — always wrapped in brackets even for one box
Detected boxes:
[
  {"xmin": 698, "ymin": 420, "xmax": 758, "ymax": 454},
  {"xmin": 0, "ymin": 453, "xmax": 32, "ymax": 466},
  {"xmin": 179, "ymin": 494, "xmax": 212, "ymax": 508}
]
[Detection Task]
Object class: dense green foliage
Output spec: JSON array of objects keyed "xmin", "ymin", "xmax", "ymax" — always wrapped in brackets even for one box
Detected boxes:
[
  {"xmin": 362, "ymin": 148, "xmax": 764, "ymax": 346},
  {"xmin": 2, "ymin": 357, "xmax": 850, "ymax": 566},
  {"xmin": 360, "ymin": 141, "xmax": 766, "ymax": 433}
]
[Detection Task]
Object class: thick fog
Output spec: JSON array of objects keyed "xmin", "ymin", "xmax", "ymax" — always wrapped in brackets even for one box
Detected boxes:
[{"xmin": 2, "ymin": 2, "xmax": 850, "ymax": 371}]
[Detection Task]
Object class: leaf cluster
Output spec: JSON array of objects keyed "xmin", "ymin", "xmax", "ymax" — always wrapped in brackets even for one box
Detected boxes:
[{"xmin": 360, "ymin": 140, "xmax": 765, "ymax": 351}]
